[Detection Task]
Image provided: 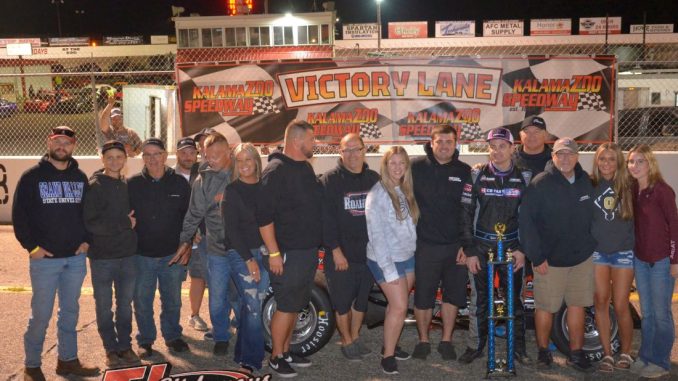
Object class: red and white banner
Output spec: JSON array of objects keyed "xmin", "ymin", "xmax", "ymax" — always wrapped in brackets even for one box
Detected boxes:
[
  {"xmin": 483, "ymin": 20, "xmax": 524, "ymax": 37},
  {"xmin": 388, "ymin": 22, "xmax": 428, "ymax": 39},
  {"xmin": 0, "ymin": 38, "xmax": 41, "ymax": 48},
  {"xmin": 579, "ymin": 17, "xmax": 622, "ymax": 35},
  {"xmin": 530, "ymin": 19, "xmax": 571, "ymax": 36}
]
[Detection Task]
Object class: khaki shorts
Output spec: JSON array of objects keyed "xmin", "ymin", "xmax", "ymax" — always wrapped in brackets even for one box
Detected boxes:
[{"xmin": 533, "ymin": 256, "xmax": 594, "ymax": 313}]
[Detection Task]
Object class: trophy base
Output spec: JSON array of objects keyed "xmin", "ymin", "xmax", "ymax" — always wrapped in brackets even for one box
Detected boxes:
[{"xmin": 486, "ymin": 369, "xmax": 517, "ymax": 378}]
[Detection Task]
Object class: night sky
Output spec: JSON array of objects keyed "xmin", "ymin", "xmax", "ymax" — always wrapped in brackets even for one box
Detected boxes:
[{"xmin": 0, "ymin": 0, "xmax": 676, "ymax": 38}]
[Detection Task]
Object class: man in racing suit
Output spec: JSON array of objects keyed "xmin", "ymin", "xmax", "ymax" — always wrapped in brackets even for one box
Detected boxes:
[{"xmin": 458, "ymin": 127, "xmax": 532, "ymax": 365}]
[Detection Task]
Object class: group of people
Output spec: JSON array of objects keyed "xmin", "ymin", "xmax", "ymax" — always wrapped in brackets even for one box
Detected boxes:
[{"xmin": 12, "ymin": 114, "xmax": 678, "ymax": 380}]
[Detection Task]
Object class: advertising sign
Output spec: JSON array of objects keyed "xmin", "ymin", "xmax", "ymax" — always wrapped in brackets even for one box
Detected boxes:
[
  {"xmin": 435, "ymin": 21, "xmax": 475, "ymax": 37},
  {"xmin": 387, "ymin": 22, "xmax": 428, "ymax": 39},
  {"xmin": 630, "ymin": 24, "xmax": 674, "ymax": 34},
  {"xmin": 342, "ymin": 23, "xmax": 379, "ymax": 40},
  {"xmin": 177, "ymin": 56, "xmax": 615, "ymax": 144},
  {"xmin": 151, "ymin": 35, "xmax": 170, "ymax": 44},
  {"xmin": 579, "ymin": 17, "xmax": 622, "ymax": 35},
  {"xmin": 530, "ymin": 19, "xmax": 572, "ymax": 36},
  {"xmin": 483, "ymin": 20, "xmax": 524, "ymax": 37},
  {"xmin": 103, "ymin": 36, "xmax": 144, "ymax": 45},
  {"xmin": 0, "ymin": 38, "xmax": 41, "ymax": 47},
  {"xmin": 48, "ymin": 37, "xmax": 90, "ymax": 46}
]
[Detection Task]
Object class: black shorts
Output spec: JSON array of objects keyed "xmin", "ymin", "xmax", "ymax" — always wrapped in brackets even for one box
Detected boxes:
[
  {"xmin": 414, "ymin": 242, "xmax": 468, "ymax": 309},
  {"xmin": 325, "ymin": 259, "xmax": 374, "ymax": 315},
  {"xmin": 264, "ymin": 248, "xmax": 318, "ymax": 313}
]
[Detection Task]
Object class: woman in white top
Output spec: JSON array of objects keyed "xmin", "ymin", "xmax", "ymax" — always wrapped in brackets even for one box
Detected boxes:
[{"xmin": 365, "ymin": 146, "xmax": 419, "ymax": 375}]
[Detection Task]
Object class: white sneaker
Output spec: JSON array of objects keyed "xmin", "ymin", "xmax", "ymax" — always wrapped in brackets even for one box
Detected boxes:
[
  {"xmin": 639, "ymin": 363, "xmax": 670, "ymax": 379},
  {"xmin": 188, "ymin": 315, "xmax": 209, "ymax": 331},
  {"xmin": 629, "ymin": 359, "xmax": 647, "ymax": 374}
]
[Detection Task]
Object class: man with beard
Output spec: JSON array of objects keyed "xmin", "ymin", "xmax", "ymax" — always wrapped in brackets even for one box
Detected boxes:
[
  {"xmin": 99, "ymin": 95, "xmax": 142, "ymax": 157},
  {"xmin": 513, "ymin": 116, "xmax": 551, "ymax": 175},
  {"xmin": 258, "ymin": 120, "xmax": 323, "ymax": 378},
  {"xmin": 13, "ymin": 126, "xmax": 100, "ymax": 381}
]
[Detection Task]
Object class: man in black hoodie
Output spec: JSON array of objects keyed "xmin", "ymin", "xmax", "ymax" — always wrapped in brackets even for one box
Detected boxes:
[
  {"xmin": 519, "ymin": 137, "xmax": 596, "ymax": 373},
  {"xmin": 320, "ymin": 133, "xmax": 379, "ymax": 361},
  {"xmin": 12, "ymin": 126, "xmax": 100, "ymax": 381},
  {"xmin": 410, "ymin": 124, "xmax": 471, "ymax": 362},
  {"xmin": 512, "ymin": 116, "xmax": 552, "ymax": 174},
  {"xmin": 83, "ymin": 140, "xmax": 139, "ymax": 368}
]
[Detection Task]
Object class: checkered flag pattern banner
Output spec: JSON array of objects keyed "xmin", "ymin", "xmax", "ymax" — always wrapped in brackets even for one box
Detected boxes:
[
  {"xmin": 252, "ymin": 96, "xmax": 281, "ymax": 114},
  {"xmin": 460, "ymin": 122, "xmax": 482, "ymax": 141},
  {"xmin": 359, "ymin": 122, "xmax": 382, "ymax": 139},
  {"xmin": 577, "ymin": 92, "xmax": 607, "ymax": 112}
]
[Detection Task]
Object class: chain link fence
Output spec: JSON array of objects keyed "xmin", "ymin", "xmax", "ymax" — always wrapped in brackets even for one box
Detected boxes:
[{"xmin": 0, "ymin": 39, "xmax": 677, "ymax": 156}]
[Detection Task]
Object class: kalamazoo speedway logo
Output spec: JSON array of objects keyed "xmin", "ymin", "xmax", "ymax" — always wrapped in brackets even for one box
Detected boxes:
[{"xmin": 101, "ymin": 362, "xmax": 271, "ymax": 381}]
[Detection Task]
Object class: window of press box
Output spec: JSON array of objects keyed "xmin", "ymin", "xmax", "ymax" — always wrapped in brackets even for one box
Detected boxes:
[
  {"xmin": 321, "ymin": 24, "xmax": 330, "ymax": 44},
  {"xmin": 178, "ymin": 29, "xmax": 200, "ymax": 48},
  {"xmin": 297, "ymin": 25, "xmax": 309, "ymax": 45},
  {"xmin": 284, "ymin": 26, "xmax": 294, "ymax": 45},
  {"xmin": 212, "ymin": 28, "xmax": 223, "ymax": 47},
  {"xmin": 309, "ymin": 25, "xmax": 319, "ymax": 44},
  {"xmin": 273, "ymin": 26, "xmax": 284, "ymax": 45},
  {"xmin": 236, "ymin": 27, "xmax": 247, "ymax": 46},
  {"xmin": 202, "ymin": 29, "xmax": 212, "ymax": 47}
]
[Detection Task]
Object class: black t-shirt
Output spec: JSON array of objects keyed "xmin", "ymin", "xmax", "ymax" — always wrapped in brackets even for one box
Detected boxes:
[{"xmin": 222, "ymin": 180, "xmax": 264, "ymax": 261}]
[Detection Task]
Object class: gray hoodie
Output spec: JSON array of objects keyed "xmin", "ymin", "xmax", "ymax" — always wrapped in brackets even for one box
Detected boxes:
[
  {"xmin": 179, "ymin": 166, "xmax": 231, "ymax": 256},
  {"xmin": 365, "ymin": 182, "xmax": 417, "ymax": 282}
]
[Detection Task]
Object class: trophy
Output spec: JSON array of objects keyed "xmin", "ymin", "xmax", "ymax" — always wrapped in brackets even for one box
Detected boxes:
[{"xmin": 487, "ymin": 223, "xmax": 516, "ymax": 378}]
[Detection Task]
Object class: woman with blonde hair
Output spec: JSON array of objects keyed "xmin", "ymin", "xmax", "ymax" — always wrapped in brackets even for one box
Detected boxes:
[
  {"xmin": 589, "ymin": 143, "xmax": 635, "ymax": 372},
  {"xmin": 365, "ymin": 146, "xmax": 419, "ymax": 374},
  {"xmin": 627, "ymin": 144, "xmax": 678, "ymax": 378}
]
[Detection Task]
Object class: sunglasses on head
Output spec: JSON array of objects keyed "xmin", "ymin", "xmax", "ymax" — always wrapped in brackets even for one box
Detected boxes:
[{"xmin": 50, "ymin": 128, "xmax": 76, "ymax": 139}]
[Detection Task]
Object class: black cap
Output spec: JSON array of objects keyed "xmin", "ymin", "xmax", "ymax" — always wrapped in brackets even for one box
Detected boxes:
[
  {"xmin": 101, "ymin": 140, "xmax": 126, "ymax": 155},
  {"xmin": 194, "ymin": 128, "xmax": 214, "ymax": 141},
  {"xmin": 49, "ymin": 126, "xmax": 76, "ymax": 141},
  {"xmin": 176, "ymin": 137, "xmax": 197, "ymax": 151},
  {"xmin": 521, "ymin": 115, "xmax": 547, "ymax": 130},
  {"xmin": 142, "ymin": 137, "xmax": 165, "ymax": 151}
]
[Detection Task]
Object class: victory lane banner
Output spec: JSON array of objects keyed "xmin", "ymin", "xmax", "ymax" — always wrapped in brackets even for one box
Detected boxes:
[{"xmin": 177, "ymin": 56, "xmax": 615, "ymax": 145}]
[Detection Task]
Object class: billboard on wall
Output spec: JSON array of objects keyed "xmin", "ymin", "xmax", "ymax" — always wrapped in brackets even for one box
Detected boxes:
[
  {"xmin": 0, "ymin": 38, "xmax": 41, "ymax": 47},
  {"xmin": 579, "ymin": 17, "xmax": 622, "ymax": 35},
  {"xmin": 343, "ymin": 23, "xmax": 380, "ymax": 40},
  {"xmin": 630, "ymin": 24, "xmax": 674, "ymax": 34},
  {"xmin": 103, "ymin": 36, "xmax": 144, "ymax": 45},
  {"xmin": 483, "ymin": 20, "xmax": 524, "ymax": 37},
  {"xmin": 530, "ymin": 19, "xmax": 572, "ymax": 36},
  {"xmin": 387, "ymin": 22, "xmax": 428, "ymax": 39},
  {"xmin": 177, "ymin": 56, "xmax": 615, "ymax": 144},
  {"xmin": 435, "ymin": 21, "xmax": 475, "ymax": 37}
]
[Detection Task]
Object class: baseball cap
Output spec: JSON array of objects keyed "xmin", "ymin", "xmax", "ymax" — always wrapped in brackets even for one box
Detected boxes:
[
  {"xmin": 101, "ymin": 140, "xmax": 126, "ymax": 155},
  {"xmin": 553, "ymin": 137, "xmax": 578, "ymax": 153},
  {"xmin": 521, "ymin": 115, "xmax": 547, "ymax": 130},
  {"xmin": 194, "ymin": 127, "xmax": 214, "ymax": 141},
  {"xmin": 176, "ymin": 137, "xmax": 197, "ymax": 151},
  {"xmin": 110, "ymin": 108, "xmax": 123, "ymax": 118},
  {"xmin": 486, "ymin": 127, "xmax": 514, "ymax": 144},
  {"xmin": 142, "ymin": 137, "xmax": 165, "ymax": 151},
  {"xmin": 49, "ymin": 126, "xmax": 76, "ymax": 141}
]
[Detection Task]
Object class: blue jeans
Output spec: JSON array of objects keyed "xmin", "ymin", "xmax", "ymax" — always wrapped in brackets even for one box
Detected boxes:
[
  {"xmin": 90, "ymin": 256, "xmax": 137, "ymax": 353},
  {"xmin": 24, "ymin": 255, "xmax": 87, "ymax": 367},
  {"xmin": 133, "ymin": 254, "xmax": 186, "ymax": 345},
  {"xmin": 634, "ymin": 256, "xmax": 675, "ymax": 370}
]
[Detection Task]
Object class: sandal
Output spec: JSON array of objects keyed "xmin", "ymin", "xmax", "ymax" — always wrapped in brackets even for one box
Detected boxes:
[
  {"xmin": 599, "ymin": 355, "xmax": 614, "ymax": 372},
  {"xmin": 615, "ymin": 353, "xmax": 633, "ymax": 370}
]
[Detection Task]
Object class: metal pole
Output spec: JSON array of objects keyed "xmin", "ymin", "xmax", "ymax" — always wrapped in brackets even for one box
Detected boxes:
[
  {"xmin": 52, "ymin": 0, "xmax": 63, "ymax": 37},
  {"xmin": 376, "ymin": 0, "xmax": 382, "ymax": 52}
]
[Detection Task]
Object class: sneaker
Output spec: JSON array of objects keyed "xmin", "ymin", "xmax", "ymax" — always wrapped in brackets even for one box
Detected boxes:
[
  {"xmin": 166, "ymin": 338, "xmax": 189, "ymax": 353},
  {"xmin": 639, "ymin": 363, "xmax": 670, "ymax": 379},
  {"xmin": 536, "ymin": 348, "xmax": 553, "ymax": 370},
  {"xmin": 105, "ymin": 351, "xmax": 121, "ymax": 367},
  {"xmin": 23, "ymin": 367, "xmax": 45, "ymax": 381},
  {"xmin": 381, "ymin": 356, "xmax": 399, "ymax": 375},
  {"xmin": 567, "ymin": 350, "xmax": 594, "ymax": 373},
  {"xmin": 214, "ymin": 341, "xmax": 229, "ymax": 356},
  {"xmin": 629, "ymin": 359, "xmax": 647, "ymax": 374},
  {"xmin": 514, "ymin": 350, "xmax": 533, "ymax": 366},
  {"xmin": 341, "ymin": 342, "xmax": 363, "ymax": 361},
  {"xmin": 412, "ymin": 342, "xmax": 431, "ymax": 360},
  {"xmin": 55, "ymin": 359, "xmax": 100, "ymax": 377},
  {"xmin": 269, "ymin": 355, "xmax": 297, "ymax": 378},
  {"xmin": 118, "ymin": 349, "xmax": 141, "ymax": 365},
  {"xmin": 458, "ymin": 347, "xmax": 483, "ymax": 364},
  {"xmin": 204, "ymin": 331, "xmax": 214, "ymax": 341},
  {"xmin": 381, "ymin": 346, "xmax": 411, "ymax": 360},
  {"xmin": 353, "ymin": 338, "xmax": 372, "ymax": 357},
  {"xmin": 138, "ymin": 344, "xmax": 154, "ymax": 359},
  {"xmin": 437, "ymin": 341, "xmax": 457, "ymax": 361},
  {"xmin": 283, "ymin": 352, "xmax": 312, "ymax": 368},
  {"xmin": 188, "ymin": 315, "xmax": 209, "ymax": 331}
]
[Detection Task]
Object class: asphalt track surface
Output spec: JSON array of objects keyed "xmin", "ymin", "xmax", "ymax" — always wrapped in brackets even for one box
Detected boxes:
[{"xmin": 0, "ymin": 225, "xmax": 677, "ymax": 380}]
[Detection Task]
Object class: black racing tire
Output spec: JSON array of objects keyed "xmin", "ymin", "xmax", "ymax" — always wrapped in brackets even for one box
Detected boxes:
[
  {"xmin": 551, "ymin": 305, "xmax": 620, "ymax": 362},
  {"xmin": 262, "ymin": 284, "xmax": 336, "ymax": 356}
]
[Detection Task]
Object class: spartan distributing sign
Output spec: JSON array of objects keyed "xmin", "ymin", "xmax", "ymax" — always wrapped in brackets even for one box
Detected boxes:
[
  {"xmin": 630, "ymin": 24, "xmax": 674, "ymax": 34},
  {"xmin": 435, "ymin": 21, "xmax": 475, "ymax": 37},
  {"xmin": 579, "ymin": 17, "xmax": 622, "ymax": 35},
  {"xmin": 343, "ymin": 23, "xmax": 379, "ymax": 40},
  {"xmin": 177, "ymin": 56, "xmax": 615, "ymax": 144},
  {"xmin": 530, "ymin": 19, "xmax": 572, "ymax": 36},
  {"xmin": 483, "ymin": 20, "xmax": 524, "ymax": 37},
  {"xmin": 388, "ymin": 22, "xmax": 428, "ymax": 39}
]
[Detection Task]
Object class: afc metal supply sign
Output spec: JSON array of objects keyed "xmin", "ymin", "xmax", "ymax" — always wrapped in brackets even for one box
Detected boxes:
[
  {"xmin": 530, "ymin": 19, "xmax": 572, "ymax": 36},
  {"xmin": 388, "ymin": 22, "xmax": 428, "ymax": 39},
  {"xmin": 579, "ymin": 17, "xmax": 622, "ymax": 35},
  {"xmin": 483, "ymin": 20, "xmax": 524, "ymax": 37},
  {"xmin": 630, "ymin": 24, "xmax": 674, "ymax": 34},
  {"xmin": 342, "ymin": 24, "xmax": 379, "ymax": 40},
  {"xmin": 435, "ymin": 21, "xmax": 475, "ymax": 37}
]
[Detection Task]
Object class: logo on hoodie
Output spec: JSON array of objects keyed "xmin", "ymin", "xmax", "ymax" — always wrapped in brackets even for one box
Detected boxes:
[
  {"xmin": 344, "ymin": 191, "xmax": 369, "ymax": 216},
  {"xmin": 39, "ymin": 181, "xmax": 84, "ymax": 204}
]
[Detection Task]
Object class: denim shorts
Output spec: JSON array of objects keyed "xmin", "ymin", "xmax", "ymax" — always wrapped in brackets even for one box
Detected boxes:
[
  {"xmin": 592, "ymin": 250, "xmax": 634, "ymax": 269},
  {"xmin": 367, "ymin": 256, "xmax": 415, "ymax": 284}
]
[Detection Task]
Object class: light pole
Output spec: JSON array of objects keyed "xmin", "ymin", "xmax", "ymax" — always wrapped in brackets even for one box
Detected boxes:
[
  {"xmin": 75, "ymin": 9, "xmax": 85, "ymax": 35},
  {"xmin": 51, "ymin": 0, "xmax": 64, "ymax": 37},
  {"xmin": 376, "ymin": 0, "xmax": 382, "ymax": 52}
]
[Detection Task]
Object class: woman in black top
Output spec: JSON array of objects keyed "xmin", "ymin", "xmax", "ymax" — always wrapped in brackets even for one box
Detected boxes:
[{"xmin": 221, "ymin": 143, "xmax": 269, "ymax": 374}]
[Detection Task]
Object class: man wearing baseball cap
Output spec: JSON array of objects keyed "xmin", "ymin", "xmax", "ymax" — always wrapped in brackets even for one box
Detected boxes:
[
  {"xmin": 13, "ymin": 126, "xmax": 100, "ymax": 380},
  {"xmin": 458, "ymin": 127, "xmax": 532, "ymax": 365},
  {"xmin": 513, "ymin": 116, "xmax": 552, "ymax": 175},
  {"xmin": 99, "ymin": 95, "xmax": 142, "ymax": 157},
  {"xmin": 519, "ymin": 137, "xmax": 596, "ymax": 373}
]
